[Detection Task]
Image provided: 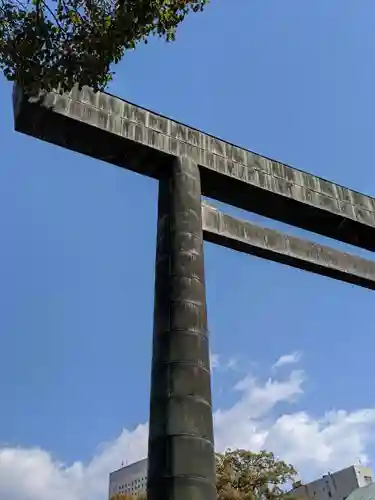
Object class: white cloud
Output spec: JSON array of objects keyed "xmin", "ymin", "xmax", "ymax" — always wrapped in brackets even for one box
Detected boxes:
[
  {"xmin": 210, "ymin": 353, "xmax": 239, "ymax": 372},
  {"xmin": 210, "ymin": 351, "xmax": 220, "ymax": 369},
  {"xmin": 273, "ymin": 351, "xmax": 302, "ymax": 369},
  {"xmin": 0, "ymin": 424, "xmax": 148, "ymax": 500},
  {"xmin": 1, "ymin": 356, "xmax": 375, "ymax": 500},
  {"xmin": 225, "ymin": 357, "xmax": 238, "ymax": 371}
]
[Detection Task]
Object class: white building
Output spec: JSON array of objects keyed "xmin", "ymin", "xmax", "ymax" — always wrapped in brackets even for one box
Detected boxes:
[
  {"xmin": 346, "ymin": 481, "xmax": 375, "ymax": 500},
  {"xmin": 292, "ymin": 465, "xmax": 373, "ymax": 500},
  {"xmin": 108, "ymin": 458, "xmax": 147, "ymax": 498}
]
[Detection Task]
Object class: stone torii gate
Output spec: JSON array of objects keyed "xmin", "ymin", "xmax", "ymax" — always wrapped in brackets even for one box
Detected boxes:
[{"xmin": 12, "ymin": 84, "xmax": 375, "ymax": 500}]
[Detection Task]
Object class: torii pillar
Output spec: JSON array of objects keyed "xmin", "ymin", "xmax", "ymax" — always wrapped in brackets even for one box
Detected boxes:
[{"xmin": 148, "ymin": 157, "xmax": 216, "ymax": 500}]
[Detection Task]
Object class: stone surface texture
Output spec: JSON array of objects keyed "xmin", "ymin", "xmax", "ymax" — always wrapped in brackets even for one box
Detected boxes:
[
  {"xmin": 148, "ymin": 158, "xmax": 216, "ymax": 500},
  {"xmin": 12, "ymin": 84, "xmax": 375, "ymax": 252},
  {"xmin": 202, "ymin": 202, "xmax": 375, "ymax": 290}
]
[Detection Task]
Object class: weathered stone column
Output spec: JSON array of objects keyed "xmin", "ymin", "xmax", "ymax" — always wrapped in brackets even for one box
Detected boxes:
[{"xmin": 147, "ymin": 157, "xmax": 216, "ymax": 500}]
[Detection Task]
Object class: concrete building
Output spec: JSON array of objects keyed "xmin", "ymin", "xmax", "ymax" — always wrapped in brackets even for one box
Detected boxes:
[
  {"xmin": 346, "ymin": 481, "xmax": 375, "ymax": 500},
  {"xmin": 292, "ymin": 465, "xmax": 373, "ymax": 500},
  {"xmin": 108, "ymin": 459, "xmax": 147, "ymax": 498}
]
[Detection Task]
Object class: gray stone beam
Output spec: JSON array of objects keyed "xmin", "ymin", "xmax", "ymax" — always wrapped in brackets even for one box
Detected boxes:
[
  {"xmin": 13, "ymin": 84, "xmax": 375, "ymax": 252},
  {"xmin": 201, "ymin": 202, "xmax": 375, "ymax": 290}
]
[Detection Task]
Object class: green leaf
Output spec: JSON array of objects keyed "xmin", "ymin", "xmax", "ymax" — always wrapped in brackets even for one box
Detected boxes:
[{"xmin": 0, "ymin": 0, "xmax": 210, "ymax": 92}]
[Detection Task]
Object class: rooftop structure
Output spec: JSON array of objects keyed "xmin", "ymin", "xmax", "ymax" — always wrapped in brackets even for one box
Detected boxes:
[
  {"xmin": 109, "ymin": 459, "xmax": 147, "ymax": 498},
  {"xmin": 292, "ymin": 465, "xmax": 373, "ymax": 500}
]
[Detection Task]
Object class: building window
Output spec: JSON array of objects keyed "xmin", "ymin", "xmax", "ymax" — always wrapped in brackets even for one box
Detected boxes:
[
  {"xmin": 328, "ymin": 492, "xmax": 332, "ymax": 497},
  {"xmin": 364, "ymin": 476, "xmax": 372, "ymax": 484}
]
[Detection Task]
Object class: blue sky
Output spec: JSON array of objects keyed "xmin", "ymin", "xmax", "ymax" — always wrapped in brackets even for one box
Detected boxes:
[{"xmin": 1, "ymin": 1, "xmax": 375, "ymax": 498}]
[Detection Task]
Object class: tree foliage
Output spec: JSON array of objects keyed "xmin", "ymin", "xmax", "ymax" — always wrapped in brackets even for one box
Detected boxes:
[
  {"xmin": 111, "ymin": 493, "xmax": 146, "ymax": 500},
  {"xmin": 0, "ymin": 0, "xmax": 209, "ymax": 94},
  {"xmin": 216, "ymin": 449, "xmax": 297, "ymax": 500}
]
